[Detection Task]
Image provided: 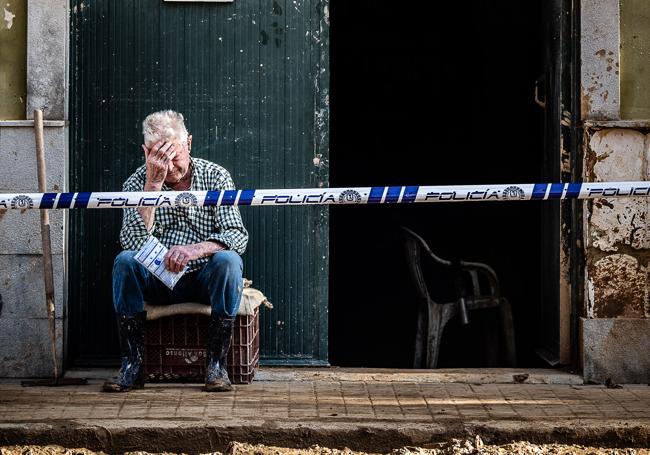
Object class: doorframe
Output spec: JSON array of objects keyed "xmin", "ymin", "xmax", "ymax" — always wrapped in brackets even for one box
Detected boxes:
[
  {"xmin": 559, "ymin": 0, "xmax": 583, "ymax": 368},
  {"xmin": 538, "ymin": 0, "xmax": 582, "ymax": 367},
  {"xmin": 567, "ymin": 0, "xmax": 584, "ymax": 369}
]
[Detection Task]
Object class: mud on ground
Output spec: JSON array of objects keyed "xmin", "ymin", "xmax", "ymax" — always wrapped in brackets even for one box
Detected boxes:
[{"xmin": 2, "ymin": 438, "xmax": 649, "ymax": 455}]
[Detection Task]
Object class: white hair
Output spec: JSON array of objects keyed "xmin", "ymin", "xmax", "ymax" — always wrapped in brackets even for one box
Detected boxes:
[{"xmin": 142, "ymin": 110, "xmax": 189, "ymax": 144}]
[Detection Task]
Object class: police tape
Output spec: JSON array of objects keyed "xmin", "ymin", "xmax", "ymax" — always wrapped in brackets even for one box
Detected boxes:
[{"xmin": 1, "ymin": 182, "xmax": 649, "ymax": 209}]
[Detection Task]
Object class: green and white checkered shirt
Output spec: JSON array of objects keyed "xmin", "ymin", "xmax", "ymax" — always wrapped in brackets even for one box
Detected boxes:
[{"xmin": 119, "ymin": 157, "xmax": 248, "ymax": 272}]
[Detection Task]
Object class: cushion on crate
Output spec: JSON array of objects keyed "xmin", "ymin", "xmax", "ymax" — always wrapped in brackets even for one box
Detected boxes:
[{"xmin": 144, "ymin": 278, "xmax": 272, "ymax": 320}]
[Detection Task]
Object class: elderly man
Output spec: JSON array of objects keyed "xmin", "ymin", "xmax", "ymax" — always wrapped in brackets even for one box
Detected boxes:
[{"xmin": 103, "ymin": 110, "xmax": 248, "ymax": 393}]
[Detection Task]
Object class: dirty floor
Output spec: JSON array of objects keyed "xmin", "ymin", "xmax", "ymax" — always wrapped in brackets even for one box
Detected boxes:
[{"xmin": 0, "ymin": 369, "xmax": 648, "ymax": 453}]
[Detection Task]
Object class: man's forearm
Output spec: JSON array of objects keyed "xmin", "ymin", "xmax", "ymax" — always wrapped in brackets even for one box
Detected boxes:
[
  {"xmin": 165, "ymin": 240, "xmax": 228, "ymax": 273},
  {"xmin": 139, "ymin": 181, "xmax": 162, "ymax": 231},
  {"xmin": 137, "ymin": 206, "xmax": 156, "ymax": 231},
  {"xmin": 195, "ymin": 240, "xmax": 227, "ymax": 258}
]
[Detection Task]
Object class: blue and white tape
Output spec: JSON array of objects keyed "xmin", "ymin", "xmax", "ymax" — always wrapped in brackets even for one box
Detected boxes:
[{"xmin": 0, "ymin": 182, "xmax": 649, "ymax": 209}]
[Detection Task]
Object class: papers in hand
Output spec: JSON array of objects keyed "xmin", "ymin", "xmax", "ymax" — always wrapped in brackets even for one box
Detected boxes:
[{"xmin": 134, "ymin": 236, "xmax": 188, "ymax": 290}]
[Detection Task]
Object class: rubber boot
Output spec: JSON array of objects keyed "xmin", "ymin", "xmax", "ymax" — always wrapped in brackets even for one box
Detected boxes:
[
  {"xmin": 102, "ymin": 311, "xmax": 147, "ymax": 392},
  {"xmin": 204, "ymin": 314, "xmax": 235, "ymax": 392}
]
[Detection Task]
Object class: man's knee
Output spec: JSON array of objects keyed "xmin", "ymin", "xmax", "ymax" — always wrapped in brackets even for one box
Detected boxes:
[
  {"xmin": 113, "ymin": 250, "xmax": 139, "ymax": 272},
  {"xmin": 207, "ymin": 251, "xmax": 243, "ymax": 277},
  {"xmin": 112, "ymin": 251, "xmax": 145, "ymax": 315}
]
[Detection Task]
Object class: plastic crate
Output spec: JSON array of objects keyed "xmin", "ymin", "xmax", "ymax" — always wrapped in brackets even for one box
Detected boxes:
[
  {"xmin": 228, "ymin": 308, "xmax": 260, "ymax": 384},
  {"xmin": 144, "ymin": 307, "xmax": 259, "ymax": 384}
]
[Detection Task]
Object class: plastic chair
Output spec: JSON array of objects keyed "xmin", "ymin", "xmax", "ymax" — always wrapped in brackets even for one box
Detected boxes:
[{"xmin": 401, "ymin": 226, "xmax": 516, "ymax": 369}]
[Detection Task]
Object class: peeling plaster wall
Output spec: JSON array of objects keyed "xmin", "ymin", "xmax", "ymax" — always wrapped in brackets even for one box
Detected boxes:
[
  {"xmin": 582, "ymin": 127, "xmax": 650, "ymax": 382},
  {"xmin": 581, "ymin": 0, "xmax": 650, "ymax": 384},
  {"xmin": 587, "ymin": 130, "xmax": 649, "ymax": 254},
  {"xmin": 0, "ymin": 0, "xmax": 68, "ymax": 377},
  {"xmin": 584, "ymin": 129, "xmax": 650, "ymax": 320}
]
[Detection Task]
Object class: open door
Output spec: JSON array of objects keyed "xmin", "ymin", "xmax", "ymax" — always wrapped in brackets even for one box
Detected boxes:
[{"xmin": 330, "ymin": 0, "xmax": 548, "ymax": 368}]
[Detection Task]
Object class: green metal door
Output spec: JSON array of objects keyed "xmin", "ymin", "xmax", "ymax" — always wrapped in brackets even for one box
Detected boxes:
[{"xmin": 69, "ymin": 0, "xmax": 329, "ymax": 366}]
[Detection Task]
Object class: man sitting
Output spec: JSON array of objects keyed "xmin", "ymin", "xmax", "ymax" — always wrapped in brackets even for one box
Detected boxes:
[{"xmin": 103, "ymin": 110, "xmax": 248, "ymax": 393}]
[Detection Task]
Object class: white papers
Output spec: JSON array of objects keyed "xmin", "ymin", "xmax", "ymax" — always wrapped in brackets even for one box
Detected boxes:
[{"xmin": 134, "ymin": 236, "xmax": 188, "ymax": 290}]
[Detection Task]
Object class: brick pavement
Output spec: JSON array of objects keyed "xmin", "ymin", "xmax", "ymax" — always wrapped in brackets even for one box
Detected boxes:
[{"xmin": 0, "ymin": 370, "xmax": 649, "ymax": 452}]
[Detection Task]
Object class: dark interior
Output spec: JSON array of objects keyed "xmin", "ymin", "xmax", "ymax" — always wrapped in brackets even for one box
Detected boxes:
[{"xmin": 329, "ymin": 0, "xmax": 547, "ymax": 367}]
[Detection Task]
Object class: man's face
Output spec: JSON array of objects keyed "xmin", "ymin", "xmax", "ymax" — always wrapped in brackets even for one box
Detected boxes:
[{"xmin": 145, "ymin": 136, "xmax": 192, "ymax": 185}]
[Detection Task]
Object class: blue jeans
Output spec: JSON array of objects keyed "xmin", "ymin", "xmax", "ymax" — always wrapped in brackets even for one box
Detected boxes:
[{"xmin": 112, "ymin": 250, "xmax": 244, "ymax": 317}]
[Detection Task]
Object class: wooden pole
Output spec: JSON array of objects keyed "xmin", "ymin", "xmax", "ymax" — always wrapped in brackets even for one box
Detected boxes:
[{"xmin": 34, "ymin": 109, "xmax": 58, "ymax": 381}]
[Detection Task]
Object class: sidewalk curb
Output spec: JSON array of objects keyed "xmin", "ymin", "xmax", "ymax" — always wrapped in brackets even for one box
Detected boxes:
[{"xmin": 1, "ymin": 419, "xmax": 648, "ymax": 453}]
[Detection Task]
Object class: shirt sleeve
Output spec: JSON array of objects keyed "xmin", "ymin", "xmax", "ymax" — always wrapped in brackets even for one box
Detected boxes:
[
  {"xmin": 205, "ymin": 169, "xmax": 249, "ymax": 255},
  {"xmin": 118, "ymin": 176, "xmax": 162, "ymax": 251}
]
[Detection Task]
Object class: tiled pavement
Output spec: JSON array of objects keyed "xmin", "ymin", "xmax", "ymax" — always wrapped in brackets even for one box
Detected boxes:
[{"xmin": 0, "ymin": 369, "xmax": 649, "ymax": 452}]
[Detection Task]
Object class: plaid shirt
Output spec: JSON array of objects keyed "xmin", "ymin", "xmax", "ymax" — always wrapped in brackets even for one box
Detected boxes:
[{"xmin": 119, "ymin": 157, "xmax": 249, "ymax": 272}]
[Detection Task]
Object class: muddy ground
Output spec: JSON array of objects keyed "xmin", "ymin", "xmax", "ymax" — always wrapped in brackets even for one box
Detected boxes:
[{"xmin": 1, "ymin": 439, "xmax": 649, "ymax": 455}]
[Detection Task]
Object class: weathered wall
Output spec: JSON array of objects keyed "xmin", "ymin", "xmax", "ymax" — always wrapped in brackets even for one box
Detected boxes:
[
  {"xmin": 580, "ymin": 0, "xmax": 619, "ymax": 120},
  {"xmin": 580, "ymin": 134, "xmax": 650, "ymax": 385},
  {"xmin": 0, "ymin": 0, "xmax": 27, "ymax": 119},
  {"xmin": 0, "ymin": 0, "xmax": 68, "ymax": 377},
  {"xmin": 582, "ymin": 318, "xmax": 650, "ymax": 383},
  {"xmin": 0, "ymin": 123, "xmax": 66, "ymax": 376},
  {"xmin": 581, "ymin": 0, "xmax": 650, "ymax": 383},
  {"xmin": 584, "ymin": 129, "xmax": 650, "ymax": 321},
  {"xmin": 26, "ymin": 0, "xmax": 68, "ymax": 120},
  {"xmin": 0, "ymin": 121, "xmax": 66, "ymax": 377}
]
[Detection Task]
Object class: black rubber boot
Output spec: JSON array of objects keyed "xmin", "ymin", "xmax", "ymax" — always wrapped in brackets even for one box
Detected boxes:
[
  {"xmin": 204, "ymin": 314, "xmax": 235, "ymax": 392},
  {"xmin": 102, "ymin": 311, "xmax": 147, "ymax": 392}
]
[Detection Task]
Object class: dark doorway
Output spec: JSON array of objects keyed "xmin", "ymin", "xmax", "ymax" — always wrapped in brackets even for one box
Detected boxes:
[{"xmin": 329, "ymin": 1, "xmax": 548, "ymax": 367}]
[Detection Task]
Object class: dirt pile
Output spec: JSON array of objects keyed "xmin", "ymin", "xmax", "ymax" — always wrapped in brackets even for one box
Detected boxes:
[{"xmin": 1, "ymin": 440, "xmax": 649, "ymax": 455}]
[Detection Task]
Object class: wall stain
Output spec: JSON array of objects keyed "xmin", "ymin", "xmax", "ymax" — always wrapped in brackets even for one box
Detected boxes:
[
  {"xmin": 581, "ymin": 85, "xmax": 594, "ymax": 121},
  {"xmin": 593, "ymin": 199, "xmax": 614, "ymax": 210},
  {"xmin": 3, "ymin": 6, "xmax": 16, "ymax": 29},
  {"xmin": 588, "ymin": 254, "xmax": 646, "ymax": 318},
  {"xmin": 270, "ymin": 21, "xmax": 283, "ymax": 47}
]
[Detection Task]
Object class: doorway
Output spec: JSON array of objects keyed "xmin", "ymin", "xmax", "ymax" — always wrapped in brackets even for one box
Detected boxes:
[{"xmin": 329, "ymin": 0, "xmax": 550, "ymax": 367}]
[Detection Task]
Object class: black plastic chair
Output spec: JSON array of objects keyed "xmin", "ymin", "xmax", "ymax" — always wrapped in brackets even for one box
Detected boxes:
[{"xmin": 401, "ymin": 226, "xmax": 516, "ymax": 369}]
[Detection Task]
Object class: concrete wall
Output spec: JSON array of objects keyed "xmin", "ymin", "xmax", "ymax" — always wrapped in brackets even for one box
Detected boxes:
[
  {"xmin": 0, "ymin": 0, "xmax": 68, "ymax": 377},
  {"xmin": 581, "ymin": 0, "xmax": 650, "ymax": 383}
]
